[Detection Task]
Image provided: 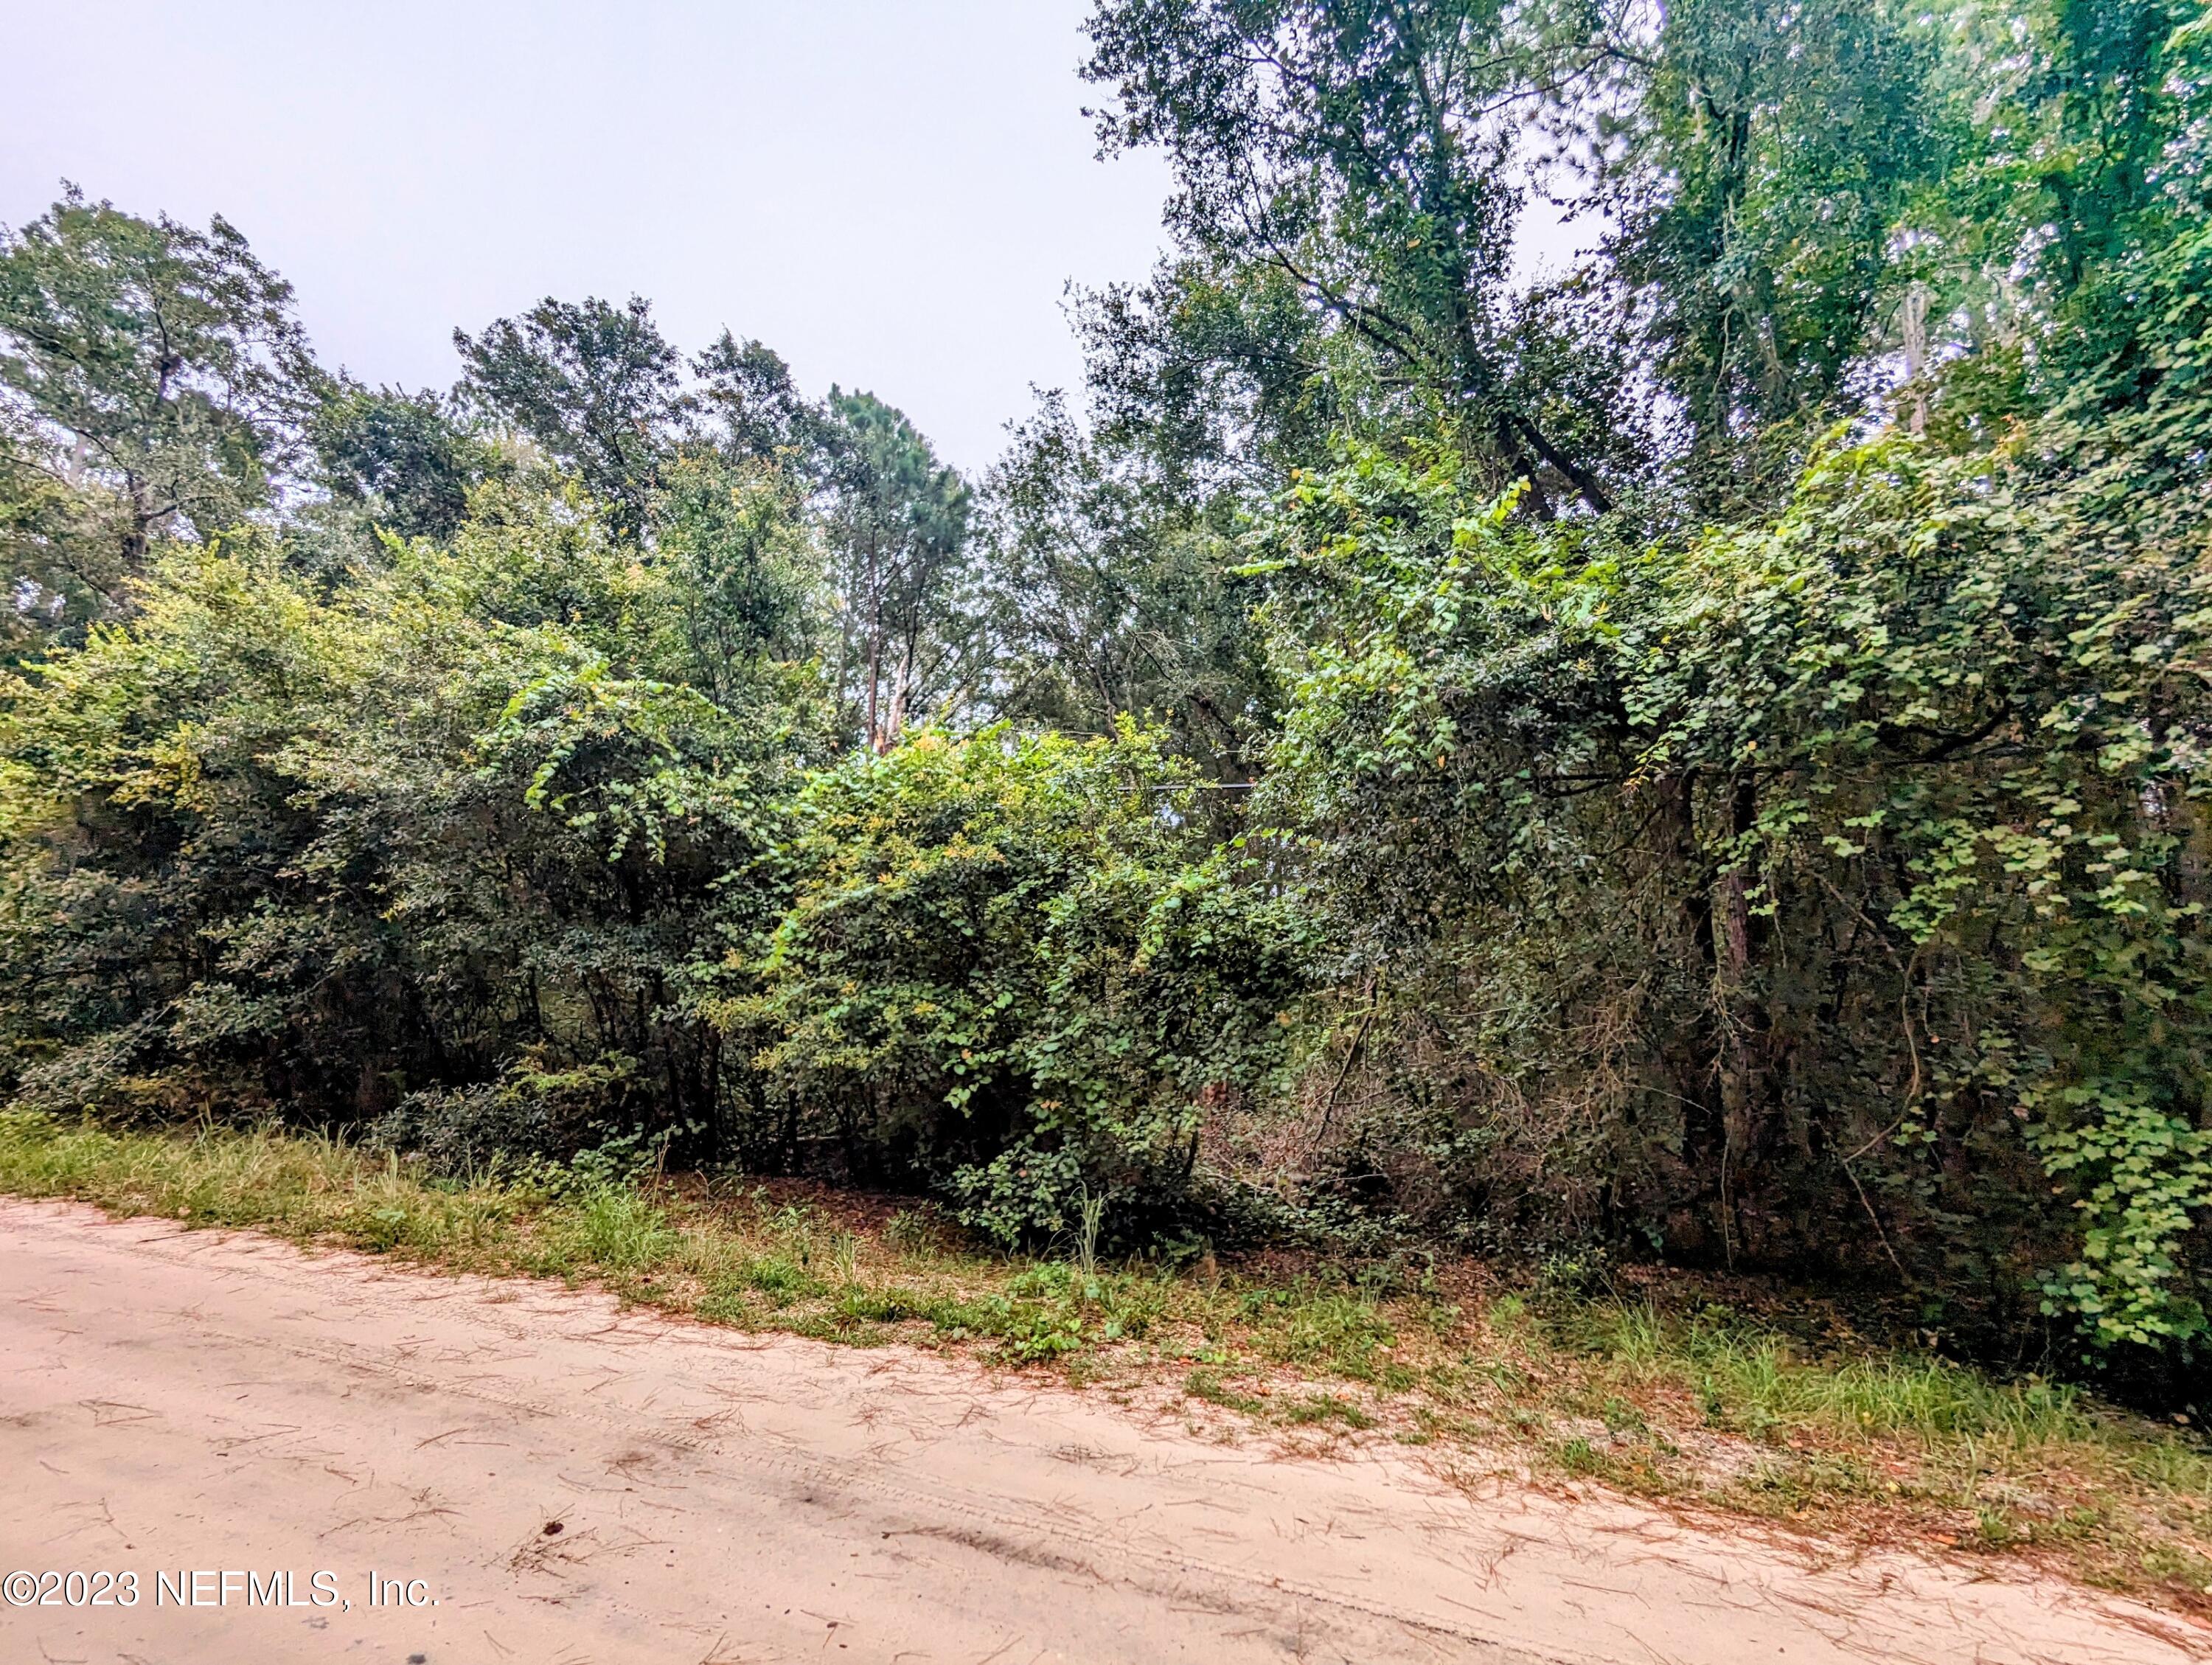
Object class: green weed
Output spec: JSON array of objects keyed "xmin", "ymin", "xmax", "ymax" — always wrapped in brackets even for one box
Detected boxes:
[{"xmin": 3, "ymin": 1110, "xmax": 2208, "ymax": 1612}]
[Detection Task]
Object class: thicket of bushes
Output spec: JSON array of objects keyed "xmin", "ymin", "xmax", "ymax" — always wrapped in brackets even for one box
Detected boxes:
[
  {"xmin": 0, "ymin": 504, "xmax": 1312, "ymax": 1251},
  {"xmin": 1253, "ymin": 421, "xmax": 2212, "ymax": 1360},
  {"xmin": 4, "ymin": 0, "xmax": 2210, "ymax": 1389}
]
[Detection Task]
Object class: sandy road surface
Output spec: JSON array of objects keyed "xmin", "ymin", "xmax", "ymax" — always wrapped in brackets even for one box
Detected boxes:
[{"xmin": 0, "ymin": 1199, "xmax": 2202, "ymax": 1665}]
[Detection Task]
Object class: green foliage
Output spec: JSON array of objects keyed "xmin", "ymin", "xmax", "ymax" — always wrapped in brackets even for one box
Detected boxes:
[
  {"xmin": 453, "ymin": 293, "xmax": 684, "ymax": 538},
  {"xmin": 1082, "ymin": 0, "xmax": 1628, "ymax": 514},
  {"xmin": 0, "ymin": 187, "xmax": 321, "ymax": 635},
  {"xmin": 1249, "ymin": 415, "xmax": 2212, "ymax": 1358},
  {"xmin": 0, "ymin": 493, "xmax": 793, "ymax": 1147},
  {"xmin": 692, "ymin": 331, "xmax": 817, "ymax": 465},
  {"xmin": 650, "ymin": 452, "xmax": 822, "ymax": 707},
  {"xmin": 311, "ymin": 380, "xmax": 501, "ymax": 544},
  {"xmin": 815, "ymin": 389, "xmax": 975, "ymax": 751},
  {"xmin": 365, "ymin": 1057, "xmax": 650, "ymax": 1178},
  {"xmin": 1071, "ymin": 255, "xmax": 1346, "ymax": 498},
  {"xmin": 981, "ymin": 391, "xmax": 1275, "ymax": 779},
  {"xmin": 718, "ymin": 722, "xmax": 1312, "ymax": 1241},
  {"xmin": 7, "ymin": 0, "xmax": 2212, "ymax": 1390},
  {"xmin": 1591, "ymin": 0, "xmax": 1947, "ymax": 504},
  {"xmin": 0, "ymin": 399, "xmax": 106, "ymax": 660}
]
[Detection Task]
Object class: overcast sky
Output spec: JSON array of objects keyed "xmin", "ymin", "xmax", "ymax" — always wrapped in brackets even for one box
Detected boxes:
[{"xmin": 0, "ymin": 0, "xmax": 1178, "ymax": 473}]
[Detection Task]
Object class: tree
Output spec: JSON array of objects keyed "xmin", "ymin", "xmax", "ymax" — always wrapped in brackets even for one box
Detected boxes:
[
  {"xmin": 1582, "ymin": 0, "xmax": 1945, "ymax": 510},
  {"xmin": 1082, "ymin": 0, "xmax": 1635, "ymax": 515},
  {"xmin": 453, "ymin": 294, "xmax": 683, "ymax": 537},
  {"xmin": 1252, "ymin": 422, "xmax": 2212, "ymax": 1353},
  {"xmin": 1972, "ymin": 0, "xmax": 2208, "ymax": 412},
  {"xmin": 0, "ymin": 512, "xmax": 795, "ymax": 1150},
  {"xmin": 693, "ymin": 331, "xmax": 818, "ymax": 467},
  {"xmin": 981, "ymin": 392, "xmax": 1271, "ymax": 779},
  {"xmin": 817, "ymin": 389, "xmax": 973, "ymax": 751},
  {"xmin": 0, "ymin": 187, "xmax": 320, "ymax": 618},
  {"xmin": 714, "ymin": 723, "xmax": 1310, "ymax": 1231},
  {"xmin": 0, "ymin": 400, "xmax": 103, "ymax": 658},
  {"xmin": 647, "ymin": 451, "xmax": 825, "ymax": 714},
  {"xmin": 1074, "ymin": 256, "xmax": 1345, "ymax": 501},
  {"xmin": 311, "ymin": 380, "xmax": 500, "ymax": 544}
]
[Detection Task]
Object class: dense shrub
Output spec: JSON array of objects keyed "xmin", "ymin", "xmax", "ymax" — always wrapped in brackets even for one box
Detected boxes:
[
  {"xmin": 711, "ymin": 723, "xmax": 1312, "ymax": 1242},
  {"xmin": 0, "ymin": 498, "xmax": 799, "ymax": 1147},
  {"xmin": 364, "ymin": 1055, "xmax": 649, "ymax": 1176},
  {"xmin": 1249, "ymin": 423, "xmax": 2212, "ymax": 1361}
]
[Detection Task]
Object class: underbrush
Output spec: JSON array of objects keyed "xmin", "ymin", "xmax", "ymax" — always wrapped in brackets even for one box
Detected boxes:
[{"xmin": 3, "ymin": 1108, "xmax": 2208, "ymax": 1614}]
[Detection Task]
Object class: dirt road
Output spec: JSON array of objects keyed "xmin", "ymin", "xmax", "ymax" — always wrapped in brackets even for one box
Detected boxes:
[{"xmin": 0, "ymin": 1198, "xmax": 2201, "ymax": 1664}]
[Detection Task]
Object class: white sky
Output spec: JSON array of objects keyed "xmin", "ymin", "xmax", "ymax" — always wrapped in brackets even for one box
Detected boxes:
[
  {"xmin": 3, "ymin": 1, "xmax": 1597, "ymax": 476},
  {"xmin": 0, "ymin": 0, "xmax": 1176, "ymax": 473}
]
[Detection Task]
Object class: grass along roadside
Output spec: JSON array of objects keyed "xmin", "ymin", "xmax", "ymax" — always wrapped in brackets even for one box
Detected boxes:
[{"xmin": 4, "ymin": 1108, "xmax": 2209, "ymax": 1616}]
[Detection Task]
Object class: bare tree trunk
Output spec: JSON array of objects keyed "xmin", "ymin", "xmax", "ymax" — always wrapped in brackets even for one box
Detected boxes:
[
  {"xmin": 1900, "ymin": 278, "xmax": 1930, "ymax": 437},
  {"xmin": 884, "ymin": 650, "xmax": 910, "ymax": 746},
  {"xmin": 865, "ymin": 628, "xmax": 883, "ymax": 752}
]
